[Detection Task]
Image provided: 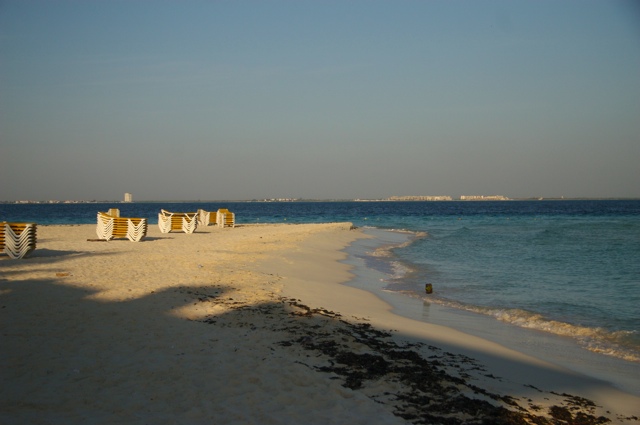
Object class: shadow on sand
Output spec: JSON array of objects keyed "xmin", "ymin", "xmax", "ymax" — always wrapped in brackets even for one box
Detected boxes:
[{"xmin": 2, "ymin": 276, "xmax": 630, "ymax": 425}]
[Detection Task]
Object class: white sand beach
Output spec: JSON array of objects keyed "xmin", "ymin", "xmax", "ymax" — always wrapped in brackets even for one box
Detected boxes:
[{"xmin": 1, "ymin": 223, "xmax": 639, "ymax": 424}]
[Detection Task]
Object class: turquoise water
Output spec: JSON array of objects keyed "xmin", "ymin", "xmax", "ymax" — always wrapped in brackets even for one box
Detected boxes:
[
  {"xmin": 363, "ymin": 213, "xmax": 640, "ymax": 365},
  {"xmin": 2, "ymin": 200, "xmax": 639, "ymax": 365}
]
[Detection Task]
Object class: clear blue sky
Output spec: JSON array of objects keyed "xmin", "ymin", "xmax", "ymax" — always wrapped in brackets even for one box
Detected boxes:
[{"xmin": 1, "ymin": 0, "xmax": 639, "ymax": 201}]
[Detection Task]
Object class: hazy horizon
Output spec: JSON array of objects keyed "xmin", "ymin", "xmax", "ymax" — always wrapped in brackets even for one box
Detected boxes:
[
  {"xmin": 4, "ymin": 196, "xmax": 640, "ymax": 204},
  {"xmin": 2, "ymin": 1, "xmax": 639, "ymax": 202}
]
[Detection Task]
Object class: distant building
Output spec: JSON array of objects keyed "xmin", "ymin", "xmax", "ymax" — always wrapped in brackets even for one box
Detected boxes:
[
  {"xmin": 459, "ymin": 195, "xmax": 509, "ymax": 201},
  {"xmin": 124, "ymin": 193, "xmax": 133, "ymax": 203},
  {"xmin": 387, "ymin": 195, "xmax": 453, "ymax": 201}
]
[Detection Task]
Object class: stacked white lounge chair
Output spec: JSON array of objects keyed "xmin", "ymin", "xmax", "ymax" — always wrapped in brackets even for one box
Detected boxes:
[
  {"xmin": 197, "ymin": 209, "xmax": 212, "ymax": 227},
  {"xmin": 96, "ymin": 210, "xmax": 148, "ymax": 242},
  {"xmin": 158, "ymin": 209, "xmax": 198, "ymax": 234},
  {"xmin": 216, "ymin": 208, "xmax": 235, "ymax": 228},
  {"xmin": 0, "ymin": 222, "xmax": 37, "ymax": 259}
]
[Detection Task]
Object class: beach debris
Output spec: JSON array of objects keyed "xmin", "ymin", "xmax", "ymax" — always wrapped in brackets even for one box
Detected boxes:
[
  {"xmin": 188, "ymin": 288, "xmax": 612, "ymax": 425},
  {"xmin": 425, "ymin": 283, "xmax": 433, "ymax": 294},
  {"xmin": 55, "ymin": 272, "xmax": 71, "ymax": 277}
]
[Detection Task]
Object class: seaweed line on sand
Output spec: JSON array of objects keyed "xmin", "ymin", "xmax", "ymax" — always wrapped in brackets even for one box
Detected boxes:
[{"xmin": 185, "ymin": 287, "xmax": 637, "ymax": 425}]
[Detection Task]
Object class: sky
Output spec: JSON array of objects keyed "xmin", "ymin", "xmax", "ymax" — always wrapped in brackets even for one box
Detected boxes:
[{"xmin": 1, "ymin": 0, "xmax": 639, "ymax": 201}]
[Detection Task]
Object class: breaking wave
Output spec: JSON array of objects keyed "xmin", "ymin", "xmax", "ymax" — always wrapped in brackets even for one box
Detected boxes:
[{"xmin": 427, "ymin": 297, "xmax": 640, "ymax": 363}]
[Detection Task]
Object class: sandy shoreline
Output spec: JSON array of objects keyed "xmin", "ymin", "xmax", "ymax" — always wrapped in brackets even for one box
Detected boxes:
[
  {"xmin": 343, "ymin": 228, "xmax": 640, "ymax": 398},
  {"xmin": 1, "ymin": 223, "xmax": 639, "ymax": 424}
]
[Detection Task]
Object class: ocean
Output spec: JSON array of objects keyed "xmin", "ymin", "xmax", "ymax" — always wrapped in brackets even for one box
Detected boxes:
[{"xmin": 2, "ymin": 200, "xmax": 639, "ymax": 392}]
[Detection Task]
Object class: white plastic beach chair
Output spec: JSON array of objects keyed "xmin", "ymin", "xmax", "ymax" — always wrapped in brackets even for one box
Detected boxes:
[
  {"xmin": 0, "ymin": 222, "xmax": 37, "ymax": 259},
  {"xmin": 96, "ymin": 212, "xmax": 148, "ymax": 242},
  {"xmin": 216, "ymin": 209, "xmax": 235, "ymax": 228},
  {"xmin": 158, "ymin": 210, "xmax": 198, "ymax": 234}
]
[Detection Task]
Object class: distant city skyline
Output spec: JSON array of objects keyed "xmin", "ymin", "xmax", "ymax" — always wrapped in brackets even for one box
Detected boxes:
[
  {"xmin": 1, "ymin": 1, "xmax": 639, "ymax": 202},
  {"xmin": 5, "ymin": 194, "xmax": 638, "ymax": 204}
]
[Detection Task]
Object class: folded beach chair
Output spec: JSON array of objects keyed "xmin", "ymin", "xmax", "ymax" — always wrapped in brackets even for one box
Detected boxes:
[
  {"xmin": 216, "ymin": 209, "xmax": 235, "ymax": 228},
  {"xmin": 96, "ymin": 211, "xmax": 147, "ymax": 242},
  {"xmin": 0, "ymin": 222, "xmax": 37, "ymax": 259},
  {"xmin": 158, "ymin": 210, "xmax": 198, "ymax": 234},
  {"xmin": 197, "ymin": 209, "xmax": 212, "ymax": 226}
]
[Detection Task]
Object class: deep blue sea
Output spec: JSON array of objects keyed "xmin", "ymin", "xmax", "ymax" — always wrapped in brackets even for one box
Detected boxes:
[{"xmin": 2, "ymin": 200, "xmax": 639, "ymax": 367}]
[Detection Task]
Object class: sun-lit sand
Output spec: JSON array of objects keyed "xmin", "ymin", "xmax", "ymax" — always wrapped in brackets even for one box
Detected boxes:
[{"xmin": 1, "ymin": 223, "xmax": 639, "ymax": 424}]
